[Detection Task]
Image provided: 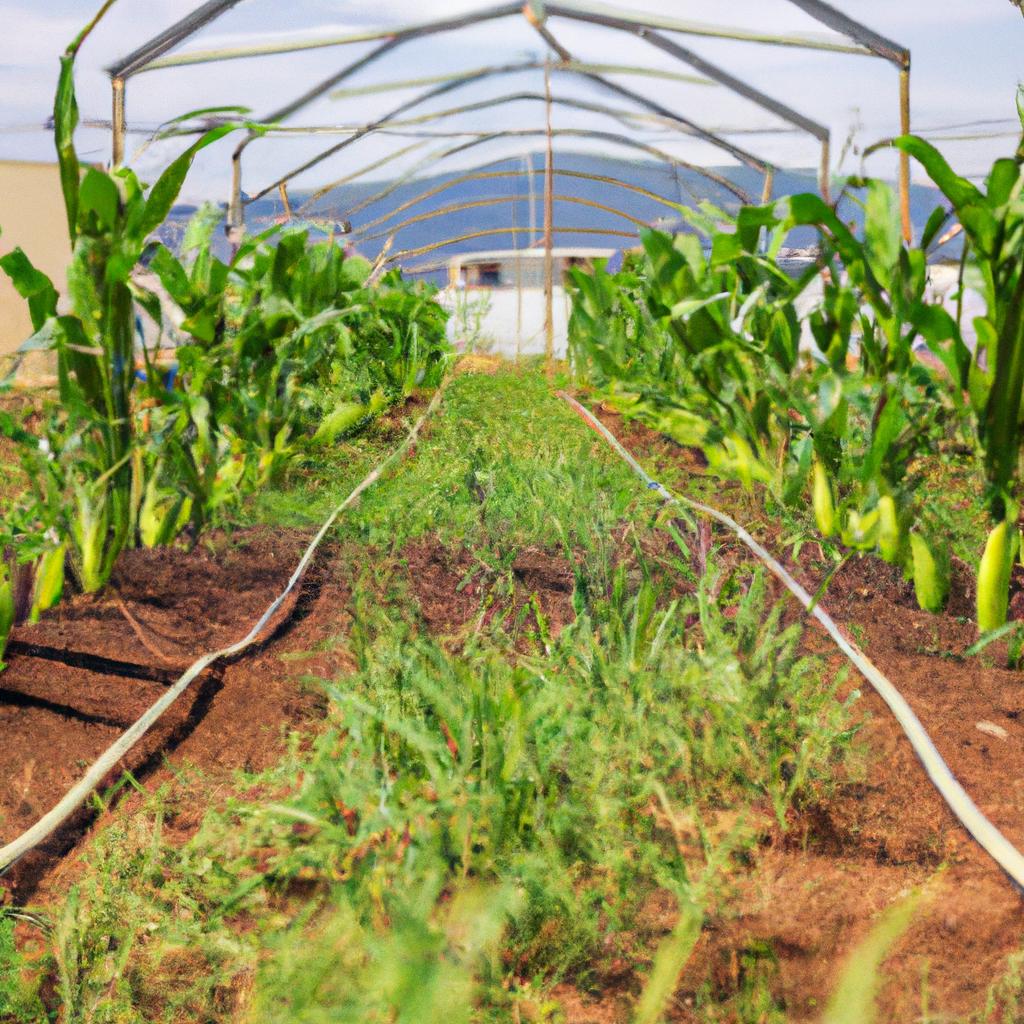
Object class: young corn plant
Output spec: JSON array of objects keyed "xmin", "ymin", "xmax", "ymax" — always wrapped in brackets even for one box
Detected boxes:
[
  {"xmin": 0, "ymin": 9, "xmax": 243, "ymax": 586},
  {"xmin": 894, "ymin": 93, "xmax": 1024, "ymax": 630},
  {"xmin": 779, "ymin": 180, "xmax": 961, "ymax": 610},
  {"xmin": 145, "ymin": 212, "xmax": 449, "ymax": 495}
]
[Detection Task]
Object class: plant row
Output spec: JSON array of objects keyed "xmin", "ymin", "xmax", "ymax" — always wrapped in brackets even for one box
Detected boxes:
[
  {"xmin": 0, "ymin": 31, "xmax": 449, "ymax": 666},
  {"xmin": 568, "ymin": 93, "xmax": 1024, "ymax": 637}
]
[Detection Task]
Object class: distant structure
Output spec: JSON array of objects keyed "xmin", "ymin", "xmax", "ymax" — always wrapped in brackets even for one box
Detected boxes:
[{"xmin": 440, "ymin": 247, "xmax": 614, "ymax": 358}]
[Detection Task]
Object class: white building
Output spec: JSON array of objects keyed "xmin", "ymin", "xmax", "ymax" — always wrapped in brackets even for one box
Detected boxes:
[{"xmin": 439, "ymin": 247, "xmax": 616, "ymax": 359}]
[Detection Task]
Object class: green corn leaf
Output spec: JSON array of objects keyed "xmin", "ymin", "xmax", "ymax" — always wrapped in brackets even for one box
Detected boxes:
[
  {"xmin": 821, "ymin": 886, "xmax": 925, "ymax": 1024},
  {"xmin": 982, "ymin": 270, "xmax": 1024, "ymax": 504},
  {"xmin": 632, "ymin": 901, "xmax": 703, "ymax": 1024},
  {"xmin": 79, "ymin": 168, "xmax": 120, "ymax": 230},
  {"xmin": 920, "ymin": 205, "xmax": 952, "ymax": 250},
  {"xmin": 30, "ymin": 544, "xmax": 66, "ymax": 623},
  {"xmin": 0, "ymin": 248, "xmax": 58, "ymax": 330},
  {"xmin": 0, "ymin": 566, "xmax": 14, "ymax": 666},
  {"xmin": 127, "ymin": 123, "xmax": 241, "ymax": 244}
]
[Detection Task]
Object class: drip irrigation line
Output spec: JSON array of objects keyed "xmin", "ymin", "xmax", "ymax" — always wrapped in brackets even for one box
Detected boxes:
[
  {"xmin": 558, "ymin": 391, "xmax": 1024, "ymax": 892},
  {"xmin": 0, "ymin": 382, "xmax": 447, "ymax": 876}
]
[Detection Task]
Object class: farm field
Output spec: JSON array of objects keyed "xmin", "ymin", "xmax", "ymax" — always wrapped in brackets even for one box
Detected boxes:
[
  {"xmin": 3, "ymin": 1, "xmax": 1024, "ymax": 1021},
  {"xmin": 1, "ymin": 365, "xmax": 1024, "ymax": 1022}
]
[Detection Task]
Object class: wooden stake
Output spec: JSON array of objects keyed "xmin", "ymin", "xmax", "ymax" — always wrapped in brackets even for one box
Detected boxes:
[
  {"xmin": 899, "ymin": 66, "xmax": 912, "ymax": 243},
  {"xmin": 111, "ymin": 77, "xmax": 126, "ymax": 168},
  {"xmin": 543, "ymin": 58, "xmax": 555, "ymax": 376}
]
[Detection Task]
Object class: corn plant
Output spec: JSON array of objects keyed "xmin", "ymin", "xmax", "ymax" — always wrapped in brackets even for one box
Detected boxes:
[
  {"xmin": 569, "ymin": 184, "xmax": 963, "ymax": 613},
  {"xmin": 0, "ymin": 10, "xmax": 241, "ymax": 588},
  {"xmin": 778, "ymin": 181, "xmax": 961, "ymax": 607},
  {"xmin": 145, "ymin": 212, "xmax": 448, "ymax": 491},
  {"xmin": 894, "ymin": 93, "xmax": 1024, "ymax": 629}
]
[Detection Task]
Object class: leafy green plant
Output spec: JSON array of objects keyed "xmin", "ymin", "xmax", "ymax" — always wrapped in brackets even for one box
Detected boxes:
[
  {"xmin": 0, "ymin": 8, "xmax": 242, "ymax": 587},
  {"xmin": 569, "ymin": 181, "xmax": 964, "ymax": 614},
  {"xmin": 893, "ymin": 92, "xmax": 1024, "ymax": 629}
]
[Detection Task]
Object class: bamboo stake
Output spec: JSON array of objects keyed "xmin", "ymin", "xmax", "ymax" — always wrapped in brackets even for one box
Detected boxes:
[
  {"xmin": 899, "ymin": 66, "xmax": 913, "ymax": 243},
  {"xmin": 819, "ymin": 136, "xmax": 831, "ymax": 203},
  {"xmin": 111, "ymin": 77, "xmax": 126, "ymax": 168},
  {"xmin": 543, "ymin": 58, "xmax": 555, "ymax": 375}
]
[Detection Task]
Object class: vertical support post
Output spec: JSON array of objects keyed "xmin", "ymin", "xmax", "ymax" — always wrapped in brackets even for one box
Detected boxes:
[
  {"xmin": 111, "ymin": 77, "xmax": 126, "ymax": 168},
  {"xmin": 278, "ymin": 182, "xmax": 293, "ymax": 221},
  {"xmin": 543, "ymin": 58, "xmax": 555, "ymax": 375},
  {"xmin": 227, "ymin": 143, "xmax": 246, "ymax": 254},
  {"xmin": 899, "ymin": 65, "xmax": 912, "ymax": 243},
  {"xmin": 819, "ymin": 138, "xmax": 831, "ymax": 204},
  {"xmin": 760, "ymin": 167, "xmax": 775, "ymax": 205}
]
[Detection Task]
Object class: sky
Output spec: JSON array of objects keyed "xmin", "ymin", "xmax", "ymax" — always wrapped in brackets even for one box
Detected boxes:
[{"xmin": 0, "ymin": 0, "xmax": 1021, "ymax": 204}]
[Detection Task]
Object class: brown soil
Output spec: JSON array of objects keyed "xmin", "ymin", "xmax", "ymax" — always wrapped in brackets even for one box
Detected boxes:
[
  {"xmin": 401, "ymin": 540, "xmax": 576, "ymax": 648},
  {"xmin": 588, "ymin": 403, "xmax": 1024, "ymax": 1023},
  {"xmin": 0, "ymin": 529, "xmax": 353, "ymax": 904}
]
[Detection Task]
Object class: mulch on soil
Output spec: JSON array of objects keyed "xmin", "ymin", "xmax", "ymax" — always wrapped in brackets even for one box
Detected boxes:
[
  {"xmin": 590, "ymin": 402, "xmax": 1024, "ymax": 1022},
  {"xmin": 0, "ymin": 529, "xmax": 353, "ymax": 904}
]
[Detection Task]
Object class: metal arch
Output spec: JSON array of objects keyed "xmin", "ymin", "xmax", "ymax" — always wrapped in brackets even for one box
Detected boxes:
[
  {"xmin": 325, "ymin": 60, "xmax": 717, "ymax": 98},
  {"xmin": 234, "ymin": 19, "xmax": 774, "ymax": 213},
  {"xmin": 523, "ymin": 17, "xmax": 776, "ymax": 198},
  {"xmin": 119, "ymin": 5, "xmax": 881, "ymax": 75},
  {"xmin": 106, "ymin": 0, "xmax": 245, "ymax": 79},
  {"xmin": 105, "ymin": 0, "xmax": 910, "ymax": 235},
  {"xmin": 351, "ymin": 193, "xmax": 650, "ymax": 246},
  {"xmin": 296, "ymin": 128, "xmax": 753, "ymax": 226},
  {"xmin": 538, "ymin": 6, "xmax": 831, "ymax": 197},
  {"xmin": 336, "ymin": 166, "xmax": 683, "ymax": 241},
  {"xmin": 781, "ymin": 0, "xmax": 908, "ymax": 67}
]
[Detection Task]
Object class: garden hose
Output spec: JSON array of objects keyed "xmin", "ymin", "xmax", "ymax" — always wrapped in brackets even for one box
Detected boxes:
[
  {"xmin": 559, "ymin": 391, "xmax": 1024, "ymax": 892},
  {"xmin": 0, "ymin": 381, "xmax": 448, "ymax": 875}
]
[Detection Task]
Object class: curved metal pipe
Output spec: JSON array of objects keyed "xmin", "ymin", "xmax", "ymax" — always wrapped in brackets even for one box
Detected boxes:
[
  {"xmin": 384, "ymin": 224, "xmax": 636, "ymax": 265},
  {"xmin": 290, "ymin": 128, "xmax": 750, "ymax": 226},
  {"xmin": 353, "ymin": 193, "xmax": 648, "ymax": 245},
  {"xmin": 338, "ymin": 167, "xmax": 681, "ymax": 240}
]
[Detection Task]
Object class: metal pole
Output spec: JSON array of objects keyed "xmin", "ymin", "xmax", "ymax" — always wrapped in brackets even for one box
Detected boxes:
[
  {"xmin": 111, "ymin": 77, "xmax": 126, "ymax": 168},
  {"xmin": 227, "ymin": 145, "xmax": 245, "ymax": 252},
  {"xmin": 899, "ymin": 66, "xmax": 912, "ymax": 243},
  {"xmin": 819, "ymin": 136, "xmax": 831, "ymax": 203},
  {"xmin": 543, "ymin": 58, "xmax": 555, "ymax": 375}
]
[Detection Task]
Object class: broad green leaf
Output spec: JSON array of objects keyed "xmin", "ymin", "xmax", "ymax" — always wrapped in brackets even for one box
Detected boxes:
[{"xmin": 79, "ymin": 168, "xmax": 120, "ymax": 230}]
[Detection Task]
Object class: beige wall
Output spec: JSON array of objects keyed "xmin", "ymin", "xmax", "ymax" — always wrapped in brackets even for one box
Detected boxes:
[{"xmin": 0, "ymin": 161, "xmax": 70, "ymax": 376}]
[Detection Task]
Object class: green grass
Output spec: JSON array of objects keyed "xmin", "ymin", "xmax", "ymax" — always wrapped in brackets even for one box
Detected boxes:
[{"xmin": 1, "ymin": 366, "xmax": 860, "ymax": 1023}]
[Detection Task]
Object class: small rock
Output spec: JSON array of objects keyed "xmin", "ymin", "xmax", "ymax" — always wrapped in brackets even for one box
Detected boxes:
[{"xmin": 976, "ymin": 720, "xmax": 1009, "ymax": 741}]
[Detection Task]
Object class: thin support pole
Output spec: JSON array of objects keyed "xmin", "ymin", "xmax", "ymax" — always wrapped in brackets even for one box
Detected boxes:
[
  {"xmin": 227, "ymin": 146, "xmax": 245, "ymax": 252},
  {"xmin": 543, "ymin": 59, "xmax": 555, "ymax": 375},
  {"xmin": 899, "ymin": 66, "xmax": 912, "ymax": 243},
  {"xmin": 819, "ymin": 137, "xmax": 831, "ymax": 203},
  {"xmin": 279, "ymin": 182, "xmax": 293, "ymax": 220},
  {"xmin": 760, "ymin": 168, "xmax": 774, "ymax": 204},
  {"xmin": 111, "ymin": 77, "xmax": 126, "ymax": 168}
]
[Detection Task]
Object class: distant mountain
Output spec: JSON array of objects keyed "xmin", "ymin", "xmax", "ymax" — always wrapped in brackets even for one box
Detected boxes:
[{"xmin": 161, "ymin": 152, "xmax": 955, "ymax": 284}]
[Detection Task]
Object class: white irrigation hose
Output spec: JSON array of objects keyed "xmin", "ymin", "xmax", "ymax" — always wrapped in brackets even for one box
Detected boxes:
[
  {"xmin": 0, "ymin": 383, "xmax": 447, "ymax": 874},
  {"xmin": 559, "ymin": 391, "xmax": 1024, "ymax": 891}
]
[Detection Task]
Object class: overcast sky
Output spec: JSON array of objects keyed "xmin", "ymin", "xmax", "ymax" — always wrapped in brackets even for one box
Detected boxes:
[{"xmin": 0, "ymin": 0, "xmax": 1021, "ymax": 203}]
